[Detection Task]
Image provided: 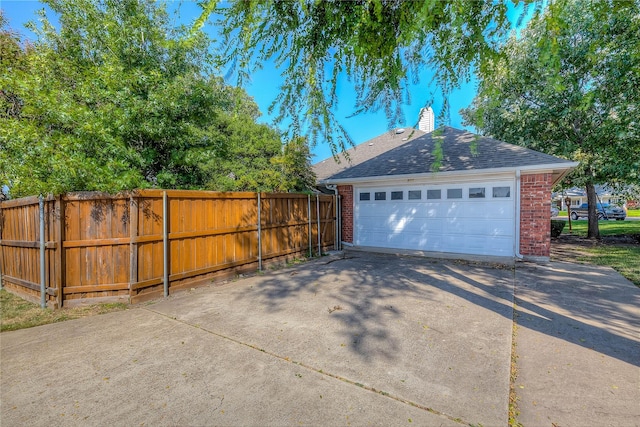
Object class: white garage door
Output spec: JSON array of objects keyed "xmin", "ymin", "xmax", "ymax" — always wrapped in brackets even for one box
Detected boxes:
[{"xmin": 354, "ymin": 181, "xmax": 515, "ymax": 257}]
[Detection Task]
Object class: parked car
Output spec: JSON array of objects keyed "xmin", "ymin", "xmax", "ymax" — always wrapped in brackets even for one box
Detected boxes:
[
  {"xmin": 570, "ymin": 203, "xmax": 626, "ymax": 220},
  {"xmin": 551, "ymin": 205, "xmax": 559, "ymax": 217}
]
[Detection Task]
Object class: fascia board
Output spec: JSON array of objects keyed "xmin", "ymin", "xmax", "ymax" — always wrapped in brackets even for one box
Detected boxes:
[{"xmin": 321, "ymin": 162, "xmax": 579, "ymax": 186}]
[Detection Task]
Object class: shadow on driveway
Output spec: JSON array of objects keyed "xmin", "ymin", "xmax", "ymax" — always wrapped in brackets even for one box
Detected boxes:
[
  {"xmin": 148, "ymin": 251, "xmax": 516, "ymax": 425},
  {"xmin": 2, "ymin": 251, "xmax": 638, "ymax": 427}
]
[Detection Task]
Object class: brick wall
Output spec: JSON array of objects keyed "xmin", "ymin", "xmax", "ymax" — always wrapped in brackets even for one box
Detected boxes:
[
  {"xmin": 337, "ymin": 185, "xmax": 353, "ymax": 243},
  {"xmin": 520, "ymin": 173, "xmax": 552, "ymax": 258}
]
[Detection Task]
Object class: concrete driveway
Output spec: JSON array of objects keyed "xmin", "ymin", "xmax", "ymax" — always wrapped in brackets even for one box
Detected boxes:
[{"xmin": 1, "ymin": 252, "xmax": 638, "ymax": 426}]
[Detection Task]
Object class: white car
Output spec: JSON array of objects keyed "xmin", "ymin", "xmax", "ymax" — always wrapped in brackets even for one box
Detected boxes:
[{"xmin": 551, "ymin": 206, "xmax": 559, "ymax": 217}]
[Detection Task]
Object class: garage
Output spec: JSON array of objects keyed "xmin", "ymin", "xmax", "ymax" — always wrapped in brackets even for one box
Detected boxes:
[
  {"xmin": 354, "ymin": 180, "xmax": 515, "ymax": 256},
  {"xmin": 313, "ymin": 126, "xmax": 578, "ymax": 262}
]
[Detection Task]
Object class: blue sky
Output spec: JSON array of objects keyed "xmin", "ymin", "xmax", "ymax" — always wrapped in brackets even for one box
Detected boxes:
[{"xmin": 2, "ymin": 1, "xmax": 526, "ymax": 163}]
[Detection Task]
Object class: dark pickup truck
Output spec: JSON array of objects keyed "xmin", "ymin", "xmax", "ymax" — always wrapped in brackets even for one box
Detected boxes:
[{"xmin": 570, "ymin": 203, "xmax": 626, "ymax": 220}]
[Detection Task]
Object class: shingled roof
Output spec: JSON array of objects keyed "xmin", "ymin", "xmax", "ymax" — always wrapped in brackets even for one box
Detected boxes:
[
  {"xmin": 314, "ymin": 126, "xmax": 576, "ymax": 184},
  {"xmin": 313, "ymin": 128, "xmax": 427, "ymax": 181}
]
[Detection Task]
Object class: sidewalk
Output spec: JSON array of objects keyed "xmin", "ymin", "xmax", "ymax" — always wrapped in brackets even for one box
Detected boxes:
[{"xmin": 515, "ymin": 261, "xmax": 640, "ymax": 426}]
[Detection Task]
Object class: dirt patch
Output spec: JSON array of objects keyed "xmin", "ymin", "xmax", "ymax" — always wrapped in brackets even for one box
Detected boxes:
[
  {"xmin": 0, "ymin": 290, "xmax": 128, "ymax": 332},
  {"xmin": 551, "ymin": 233, "xmax": 640, "ymax": 263}
]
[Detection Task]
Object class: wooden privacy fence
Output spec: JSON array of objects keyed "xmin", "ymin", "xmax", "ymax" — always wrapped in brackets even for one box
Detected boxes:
[{"xmin": 0, "ymin": 190, "xmax": 338, "ymax": 307}]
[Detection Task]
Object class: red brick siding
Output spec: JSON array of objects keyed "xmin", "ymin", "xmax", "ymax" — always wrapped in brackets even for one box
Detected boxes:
[
  {"xmin": 520, "ymin": 173, "xmax": 552, "ymax": 257},
  {"xmin": 337, "ymin": 185, "xmax": 353, "ymax": 243}
]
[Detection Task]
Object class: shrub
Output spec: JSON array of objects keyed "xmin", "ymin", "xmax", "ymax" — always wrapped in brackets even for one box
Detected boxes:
[{"xmin": 551, "ymin": 220, "xmax": 566, "ymax": 238}]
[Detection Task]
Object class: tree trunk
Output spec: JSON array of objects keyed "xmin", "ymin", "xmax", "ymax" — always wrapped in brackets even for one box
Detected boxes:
[{"xmin": 586, "ymin": 182, "xmax": 600, "ymax": 239}]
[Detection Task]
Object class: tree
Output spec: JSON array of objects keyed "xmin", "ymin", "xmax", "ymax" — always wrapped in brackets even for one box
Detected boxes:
[
  {"xmin": 276, "ymin": 137, "xmax": 316, "ymax": 192},
  {"xmin": 200, "ymin": 118, "xmax": 315, "ymax": 193},
  {"xmin": 0, "ymin": 1, "xmax": 315, "ymax": 197},
  {"xmin": 461, "ymin": 0, "xmax": 640, "ymax": 239},
  {"xmin": 210, "ymin": 0, "xmax": 519, "ymax": 154}
]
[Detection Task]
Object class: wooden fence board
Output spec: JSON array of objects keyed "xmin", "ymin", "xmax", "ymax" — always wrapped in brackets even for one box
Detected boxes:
[
  {"xmin": 1, "ymin": 191, "xmax": 337, "ymax": 306},
  {"xmin": 0, "ymin": 198, "xmax": 59, "ymax": 306}
]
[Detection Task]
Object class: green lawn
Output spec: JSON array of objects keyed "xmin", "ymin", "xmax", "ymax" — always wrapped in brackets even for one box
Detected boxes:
[
  {"xmin": 559, "ymin": 220, "xmax": 639, "ymax": 286},
  {"xmin": 558, "ymin": 209, "xmax": 640, "ymax": 217},
  {"xmin": 561, "ymin": 220, "xmax": 640, "ymax": 236},
  {"xmin": 573, "ymin": 246, "xmax": 640, "ymax": 286}
]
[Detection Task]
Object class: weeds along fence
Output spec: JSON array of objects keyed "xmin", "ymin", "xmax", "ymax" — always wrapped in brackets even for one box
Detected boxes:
[{"xmin": 0, "ymin": 190, "xmax": 338, "ymax": 307}]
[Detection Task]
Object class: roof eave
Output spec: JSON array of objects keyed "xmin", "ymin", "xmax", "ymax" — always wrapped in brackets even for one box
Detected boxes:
[{"xmin": 319, "ymin": 162, "xmax": 579, "ymax": 186}]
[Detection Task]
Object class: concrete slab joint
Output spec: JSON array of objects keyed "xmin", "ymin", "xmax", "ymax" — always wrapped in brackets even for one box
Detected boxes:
[{"xmin": 1, "ymin": 253, "xmax": 638, "ymax": 427}]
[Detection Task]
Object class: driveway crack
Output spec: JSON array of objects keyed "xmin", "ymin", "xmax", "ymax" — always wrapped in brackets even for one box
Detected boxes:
[{"xmin": 142, "ymin": 306, "xmax": 472, "ymax": 426}]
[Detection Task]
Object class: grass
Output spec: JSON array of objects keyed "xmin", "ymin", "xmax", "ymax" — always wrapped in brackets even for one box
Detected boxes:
[
  {"xmin": 574, "ymin": 246, "xmax": 640, "ymax": 286},
  {"xmin": 561, "ymin": 219, "xmax": 640, "ymax": 236},
  {"xmin": 0, "ymin": 290, "xmax": 128, "ymax": 332},
  {"xmin": 558, "ymin": 209, "xmax": 640, "ymax": 217},
  {"xmin": 558, "ymin": 220, "xmax": 640, "ymax": 286}
]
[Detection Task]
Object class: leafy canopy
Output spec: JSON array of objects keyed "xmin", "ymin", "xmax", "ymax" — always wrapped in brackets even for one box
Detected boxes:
[
  {"xmin": 461, "ymin": 0, "xmax": 640, "ymax": 237},
  {"xmin": 210, "ymin": 0, "xmax": 519, "ymax": 154},
  {"xmin": 0, "ymin": 0, "xmax": 315, "ymax": 197}
]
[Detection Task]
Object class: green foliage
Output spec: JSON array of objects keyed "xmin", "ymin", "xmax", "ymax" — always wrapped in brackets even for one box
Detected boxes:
[
  {"xmin": 550, "ymin": 220, "xmax": 566, "ymax": 238},
  {"xmin": 0, "ymin": 1, "xmax": 315, "ymax": 197},
  {"xmin": 461, "ymin": 0, "xmax": 640, "ymax": 238},
  {"xmin": 275, "ymin": 137, "xmax": 317, "ymax": 192},
  {"xmin": 210, "ymin": 0, "xmax": 515, "ymax": 153},
  {"xmin": 201, "ymin": 120, "xmax": 315, "ymax": 192}
]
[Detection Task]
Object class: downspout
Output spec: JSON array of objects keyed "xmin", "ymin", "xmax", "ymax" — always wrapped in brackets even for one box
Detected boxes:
[
  {"xmin": 514, "ymin": 170, "xmax": 524, "ymax": 260},
  {"xmin": 325, "ymin": 184, "xmax": 341, "ymax": 251}
]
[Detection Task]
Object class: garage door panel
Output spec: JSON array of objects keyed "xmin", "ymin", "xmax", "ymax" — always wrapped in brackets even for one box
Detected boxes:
[
  {"xmin": 467, "ymin": 218, "xmax": 512, "ymax": 235},
  {"xmin": 355, "ymin": 182, "xmax": 515, "ymax": 257}
]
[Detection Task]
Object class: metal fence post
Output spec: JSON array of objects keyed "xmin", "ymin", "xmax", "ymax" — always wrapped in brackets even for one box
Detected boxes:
[
  {"xmin": 316, "ymin": 195, "xmax": 321, "ymax": 256},
  {"xmin": 257, "ymin": 193, "xmax": 262, "ymax": 271},
  {"xmin": 334, "ymin": 195, "xmax": 338, "ymax": 251},
  {"xmin": 307, "ymin": 195, "xmax": 312, "ymax": 256},
  {"xmin": 0, "ymin": 206, "xmax": 3, "ymax": 289},
  {"xmin": 129, "ymin": 195, "xmax": 138, "ymax": 298},
  {"xmin": 163, "ymin": 191, "xmax": 169, "ymax": 297},
  {"xmin": 0, "ymin": 203, "xmax": 3, "ymax": 290},
  {"xmin": 39, "ymin": 195, "xmax": 46, "ymax": 308},
  {"xmin": 337, "ymin": 195, "xmax": 342, "ymax": 250}
]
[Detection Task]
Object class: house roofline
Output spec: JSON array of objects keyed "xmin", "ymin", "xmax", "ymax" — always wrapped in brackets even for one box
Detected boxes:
[{"xmin": 319, "ymin": 162, "xmax": 579, "ymax": 186}]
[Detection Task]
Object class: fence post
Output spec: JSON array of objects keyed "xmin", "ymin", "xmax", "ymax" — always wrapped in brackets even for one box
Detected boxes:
[
  {"xmin": 0, "ymin": 203, "xmax": 3, "ymax": 289},
  {"xmin": 39, "ymin": 195, "xmax": 46, "ymax": 308},
  {"xmin": 337, "ymin": 195, "xmax": 342, "ymax": 251},
  {"xmin": 334, "ymin": 195, "xmax": 338, "ymax": 251},
  {"xmin": 0, "ymin": 203, "xmax": 3, "ymax": 291},
  {"xmin": 129, "ymin": 195, "xmax": 138, "ymax": 299},
  {"xmin": 257, "ymin": 193, "xmax": 262, "ymax": 271},
  {"xmin": 307, "ymin": 195, "xmax": 312, "ymax": 256},
  {"xmin": 316, "ymin": 195, "xmax": 321, "ymax": 256},
  {"xmin": 163, "ymin": 191, "xmax": 169, "ymax": 297},
  {"xmin": 56, "ymin": 195, "xmax": 65, "ymax": 308}
]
